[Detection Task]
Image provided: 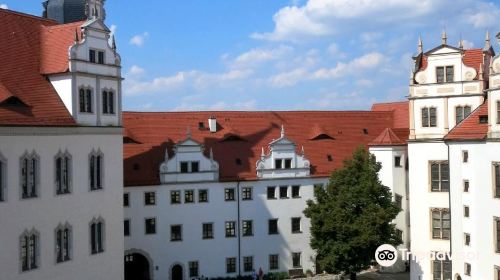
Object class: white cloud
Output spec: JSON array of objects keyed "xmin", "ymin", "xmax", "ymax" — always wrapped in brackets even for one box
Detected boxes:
[
  {"xmin": 311, "ymin": 52, "xmax": 384, "ymax": 80},
  {"xmin": 173, "ymin": 100, "xmax": 257, "ymax": 111},
  {"xmin": 465, "ymin": 2, "xmax": 500, "ymax": 28},
  {"xmin": 251, "ymin": 0, "xmax": 440, "ymax": 41},
  {"xmin": 231, "ymin": 46, "xmax": 293, "ymax": 69},
  {"xmin": 308, "ymin": 91, "xmax": 373, "ymax": 109},
  {"xmin": 108, "ymin": 24, "xmax": 117, "ymax": 45},
  {"xmin": 461, "ymin": 39, "xmax": 474, "ymax": 49},
  {"xmin": 0, "ymin": 4, "xmax": 7, "ymax": 9},
  {"xmin": 127, "ymin": 65, "xmax": 145, "ymax": 76},
  {"xmin": 268, "ymin": 68, "xmax": 308, "ymax": 87},
  {"xmin": 129, "ymin": 32, "xmax": 149, "ymax": 47}
]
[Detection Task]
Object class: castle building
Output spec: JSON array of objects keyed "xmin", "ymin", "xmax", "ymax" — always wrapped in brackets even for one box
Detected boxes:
[{"xmin": 0, "ymin": 1, "xmax": 123, "ymax": 279}]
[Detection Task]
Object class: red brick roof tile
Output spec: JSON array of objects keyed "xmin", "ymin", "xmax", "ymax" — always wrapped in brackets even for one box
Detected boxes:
[
  {"xmin": 371, "ymin": 101, "xmax": 409, "ymax": 129},
  {"xmin": 417, "ymin": 48, "xmax": 485, "ymax": 80},
  {"xmin": 123, "ymin": 111, "xmax": 399, "ymax": 186},
  {"xmin": 369, "ymin": 128, "xmax": 408, "ymax": 146},
  {"xmin": 0, "ymin": 9, "xmax": 75, "ymax": 126},
  {"xmin": 445, "ymin": 102, "xmax": 488, "ymax": 141}
]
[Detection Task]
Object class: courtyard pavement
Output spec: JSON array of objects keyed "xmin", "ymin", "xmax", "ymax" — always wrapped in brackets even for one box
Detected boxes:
[{"xmin": 355, "ymin": 272, "xmax": 410, "ymax": 280}]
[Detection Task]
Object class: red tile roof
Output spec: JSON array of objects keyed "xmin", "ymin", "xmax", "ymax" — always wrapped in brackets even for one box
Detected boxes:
[
  {"xmin": 371, "ymin": 101, "xmax": 409, "ymax": 129},
  {"xmin": 369, "ymin": 128, "xmax": 408, "ymax": 146},
  {"xmin": 123, "ymin": 111, "xmax": 401, "ymax": 186},
  {"xmin": 444, "ymin": 102, "xmax": 489, "ymax": 141},
  {"xmin": 0, "ymin": 9, "xmax": 76, "ymax": 126}
]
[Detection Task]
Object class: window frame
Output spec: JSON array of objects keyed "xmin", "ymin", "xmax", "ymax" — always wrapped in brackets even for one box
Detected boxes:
[
  {"xmin": 189, "ymin": 261, "xmax": 199, "ymax": 278},
  {"xmin": 268, "ymin": 219, "xmax": 278, "ymax": 235},
  {"xmin": 495, "ymin": 218, "xmax": 500, "ymax": 253},
  {"xmin": 89, "ymin": 49, "xmax": 96, "ymax": 63},
  {"xmin": 144, "ymin": 192, "xmax": 156, "ymax": 206},
  {"xmin": 78, "ymin": 87, "xmax": 93, "ymax": 113},
  {"xmin": 225, "ymin": 221, "xmax": 236, "ymax": 238},
  {"xmin": 225, "ymin": 188, "xmax": 235, "ymax": 201},
  {"xmin": 291, "ymin": 185, "xmax": 300, "ymax": 198},
  {"xmin": 465, "ymin": 263, "xmax": 471, "ymax": 276},
  {"xmin": 90, "ymin": 218, "xmax": 105, "ymax": 255},
  {"xmin": 242, "ymin": 187, "xmax": 253, "ymax": 201},
  {"xmin": 494, "ymin": 163, "xmax": 500, "ymax": 199},
  {"xmin": 20, "ymin": 152, "xmax": 39, "ymax": 199},
  {"xmin": 202, "ymin": 223, "xmax": 214, "ymax": 239},
  {"xmin": 124, "ymin": 219, "xmax": 130, "ymax": 237},
  {"xmin": 184, "ymin": 190, "xmax": 195, "ymax": 203},
  {"xmin": 269, "ymin": 254, "xmax": 279, "ymax": 270},
  {"xmin": 292, "ymin": 252, "xmax": 302, "ymax": 268},
  {"xmin": 198, "ymin": 189, "xmax": 208, "ymax": 203},
  {"xmin": 436, "ymin": 66, "xmax": 454, "ymax": 83},
  {"xmin": 432, "ymin": 258, "xmax": 452, "ymax": 280},
  {"xmin": 279, "ymin": 186, "xmax": 288, "ymax": 199},
  {"xmin": 430, "ymin": 161, "xmax": 449, "ymax": 192},
  {"xmin": 55, "ymin": 223, "xmax": 72, "ymax": 264},
  {"xmin": 464, "ymin": 206, "xmax": 470, "ymax": 218},
  {"xmin": 267, "ymin": 186, "xmax": 276, "ymax": 199},
  {"xmin": 431, "ymin": 208, "xmax": 451, "ymax": 240},
  {"xmin": 463, "ymin": 180, "xmax": 470, "ymax": 193},
  {"xmin": 497, "ymin": 101, "xmax": 500, "ymax": 124},
  {"xmin": 20, "ymin": 229, "xmax": 39, "ymax": 272},
  {"xmin": 124, "ymin": 193, "xmax": 130, "ymax": 207},
  {"xmin": 243, "ymin": 256, "xmax": 254, "ymax": 272},
  {"xmin": 291, "ymin": 217, "xmax": 302, "ymax": 234},
  {"xmin": 394, "ymin": 156, "xmax": 402, "ymax": 168},
  {"xmin": 242, "ymin": 220, "xmax": 253, "ymax": 237},
  {"xmin": 456, "ymin": 105, "xmax": 472, "ymax": 125},
  {"xmin": 464, "ymin": 233, "xmax": 470, "ymax": 246},
  {"xmin": 170, "ymin": 224, "xmax": 182, "ymax": 241},
  {"xmin": 421, "ymin": 107, "xmax": 437, "ymax": 128},
  {"xmin": 226, "ymin": 257, "xmax": 237, "ymax": 274},
  {"xmin": 55, "ymin": 151, "xmax": 72, "ymax": 195},
  {"xmin": 0, "ymin": 153, "xmax": 6, "ymax": 202},
  {"xmin": 171, "ymin": 190, "xmax": 181, "ymax": 204},
  {"xmin": 102, "ymin": 90, "xmax": 115, "ymax": 115},
  {"xmin": 395, "ymin": 194, "xmax": 403, "ymax": 209},
  {"xmin": 89, "ymin": 150, "xmax": 104, "ymax": 191}
]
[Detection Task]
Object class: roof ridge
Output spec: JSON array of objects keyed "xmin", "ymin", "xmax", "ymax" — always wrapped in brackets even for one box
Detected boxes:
[{"xmin": 0, "ymin": 8, "xmax": 57, "ymax": 24}]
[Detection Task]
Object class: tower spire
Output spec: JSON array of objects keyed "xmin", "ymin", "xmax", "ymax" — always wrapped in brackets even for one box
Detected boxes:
[{"xmin": 441, "ymin": 29, "xmax": 447, "ymax": 45}]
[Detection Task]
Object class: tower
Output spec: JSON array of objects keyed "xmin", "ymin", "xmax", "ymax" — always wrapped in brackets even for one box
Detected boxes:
[{"xmin": 43, "ymin": 0, "xmax": 105, "ymax": 24}]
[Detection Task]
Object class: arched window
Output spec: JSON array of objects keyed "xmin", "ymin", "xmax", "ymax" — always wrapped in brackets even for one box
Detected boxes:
[
  {"xmin": 89, "ymin": 150, "xmax": 103, "ymax": 191},
  {"xmin": 55, "ymin": 151, "xmax": 72, "ymax": 195},
  {"xmin": 55, "ymin": 224, "xmax": 72, "ymax": 263},
  {"xmin": 20, "ymin": 152, "xmax": 39, "ymax": 199},
  {"xmin": 79, "ymin": 88, "xmax": 93, "ymax": 113},
  {"xmin": 0, "ymin": 152, "xmax": 6, "ymax": 202},
  {"xmin": 102, "ymin": 90, "xmax": 115, "ymax": 114},
  {"xmin": 90, "ymin": 218, "xmax": 105, "ymax": 254},
  {"xmin": 20, "ymin": 229, "xmax": 39, "ymax": 271}
]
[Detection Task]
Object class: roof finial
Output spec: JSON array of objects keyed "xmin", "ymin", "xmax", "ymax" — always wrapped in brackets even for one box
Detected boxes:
[
  {"xmin": 111, "ymin": 35, "xmax": 117, "ymax": 51},
  {"xmin": 261, "ymin": 147, "xmax": 265, "ymax": 158},
  {"xmin": 484, "ymin": 30, "xmax": 491, "ymax": 51},
  {"xmin": 459, "ymin": 39, "xmax": 464, "ymax": 50},
  {"xmin": 210, "ymin": 148, "xmax": 214, "ymax": 161},
  {"xmin": 418, "ymin": 36, "xmax": 423, "ymax": 53},
  {"xmin": 165, "ymin": 148, "xmax": 169, "ymax": 161},
  {"xmin": 301, "ymin": 146, "xmax": 305, "ymax": 156},
  {"xmin": 74, "ymin": 28, "xmax": 79, "ymax": 42},
  {"xmin": 441, "ymin": 29, "xmax": 447, "ymax": 45},
  {"xmin": 281, "ymin": 124, "xmax": 285, "ymax": 138}
]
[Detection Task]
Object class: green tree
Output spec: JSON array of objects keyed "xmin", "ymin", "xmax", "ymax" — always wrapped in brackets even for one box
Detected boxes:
[{"xmin": 304, "ymin": 147, "xmax": 402, "ymax": 280}]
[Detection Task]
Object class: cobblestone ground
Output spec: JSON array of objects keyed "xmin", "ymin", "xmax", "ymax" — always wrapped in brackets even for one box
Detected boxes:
[{"xmin": 294, "ymin": 272, "xmax": 409, "ymax": 280}]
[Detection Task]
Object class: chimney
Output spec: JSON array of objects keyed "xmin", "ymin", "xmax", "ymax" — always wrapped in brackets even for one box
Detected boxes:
[{"xmin": 208, "ymin": 116, "xmax": 217, "ymax": 133}]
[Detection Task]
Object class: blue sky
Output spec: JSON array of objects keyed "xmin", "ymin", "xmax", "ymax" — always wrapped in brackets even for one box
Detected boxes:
[{"xmin": 2, "ymin": 0, "xmax": 500, "ymax": 111}]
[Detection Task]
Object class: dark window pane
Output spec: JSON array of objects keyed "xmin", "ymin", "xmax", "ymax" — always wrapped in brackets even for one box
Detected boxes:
[
  {"xmin": 199, "ymin": 189, "xmax": 208, "ymax": 202},
  {"xmin": 146, "ymin": 219, "xmax": 156, "ymax": 235},
  {"xmin": 284, "ymin": 159, "xmax": 292, "ymax": 169},
  {"xmin": 429, "ymin": 108, "xmax": 437, "ymax": 127},
  {"xmin": 292, "ymin": 186, "xmax": 300, "ymax": 198},
  {"xmin": 269, "ymin": 219, "xmax": 278, "ymax": 235},
  {"xmin": 280, "ymin": 186, "xmax": 288, "ymax": 198},
  {"xmin": 275, "ymin": 159, "xmax": 282, "ymax": 169},
  {"xmin": 191, "ymin": 162, "xmax": 199, "ymax": 172},
  {"xmin": 446, "ymin": 66, "xmax": 454, "ymax": 82},
  {"xmin": 89, "ymin": 50, "xmax": 96, "ymax": 63},
  {"xmin": 180, "ymin": 162, "xmax": 189, "ymax": 173},
  {"xmin": 170, "ymin": 225, "xmax": 181, "ymax": 240},
  {"xmin": 436, "ymin": 67, "xmax": 445, "ymax": 83},
  {"xmin": 267, "ymin": 187, "xmax": 276, "ymax": 199},
  {"xmin": 422, "ymin": 108, "xmax": 429, "ymax": 127},
  {"xmin": 124, "ymin": 220, "xmax": 130, "ymax": 236}
]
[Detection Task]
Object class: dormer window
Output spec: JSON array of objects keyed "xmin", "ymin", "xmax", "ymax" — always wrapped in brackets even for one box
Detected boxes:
[
  {"xmin": 180, "ymin": 161, "xmax": 199, "ymax": 173},
  {"xmin": 275, "ymin": 159, "xmax": 292, "ymax": 169},
  {"xmin": 436, "ymin": 66, "xmax": 454, "ymax": 83},
  {"xmin": 79, "ymin": 88, "xmax": 92, "ymax": 113}
]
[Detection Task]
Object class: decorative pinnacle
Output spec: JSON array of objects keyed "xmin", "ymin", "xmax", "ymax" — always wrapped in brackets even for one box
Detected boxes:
[
  {"xmin": 164, "ymin": 148, "xmax": 169, "ymax": 161},
  {"xmin": 74, "ymin": 29, "xmax": 79, "ymax": 42},
  {"xmin": 484, "ymin": 30, "xmax": 491, "ymax": 51},
  {"xmin": 441, "ymin": 29, "xmax": 447, "ymax": 45},
  {"xmin": 459, "ymin": 39, "xmax": 464, "ymax": 50},
  {"xmin": 111, "ymin": 35, "xmax": 116, "ymax": 51},
  {"xmin": 301, "ymin": 146, "xmax": 305, "ymax": 156},
  {"xmin": 418, "ymin": 36, "xmax": 423, "ymax": 53},
  {"xmin": 261, "ymin": 147, "xmax": 265, "ymax": 158},
  {"xmin": 479, "ymin": 63, "xmax": 484, "ymax": 80},
  {"xmin": 280, "ymin": 124, "xmax": 285, "ymax": 138},
  {"xmin": 210, "ymin": 148, "xmax": 214, "ymax": 161}
]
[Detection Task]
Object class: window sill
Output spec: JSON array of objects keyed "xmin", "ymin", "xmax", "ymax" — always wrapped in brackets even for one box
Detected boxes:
[
  {"xmin": 267, "ymin": 197, "xmax": 277, "ymax": 200},
  {"xmin": 202, "ymin": 237, "xmax": 214, "ymax": 240},
  {"xmin": 243, "ymin": 234, "xmax": 254, "ymax": 237},
  {"xmin": 292, "ymin": 196, "xmax": 301, "ymax": 199},
  {"xmin": 171, "ymin": 202, "xmax": 181, "ymax": 205},
  {"xmin": 280, "ymin": 197, "xmax": 289, "ymax": 199},
  {"xmin": 292, "ymin": 231, "xmax": 303, "ymax": 234},
  {"xmin": 170, "ymin": 239, "xmax": 182, "ymax": 242},
  {"xmin": 56, "ymin": 191, "xmax": 71, "ymax": 196},
  {"xmin": 184, "ymin": 201, "xmax": 195, "ymax": 204},
  {"xmin": 225, "ymin": 236, "xmax": 237, "ymax": 238}
]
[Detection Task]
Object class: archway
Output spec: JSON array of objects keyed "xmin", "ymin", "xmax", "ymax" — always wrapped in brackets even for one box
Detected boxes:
[
  {"xmin": 125, "ymin": 253, "xmax": 151, "ymax": 280},
  {"xmin": 172, "ymin": 264, "xmax": 183, "ymax": 280}
]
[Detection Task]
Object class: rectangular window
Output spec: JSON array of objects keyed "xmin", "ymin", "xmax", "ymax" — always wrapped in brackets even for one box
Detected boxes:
[
  {"xmin": 21, "ymin": 155, "xmax": 38, "ymax": 199},
  {"xmin": 180, "ymin": 162, "xmax": 189, "ymax": 173},
  {"xmin": 292, "ymin": 185, "xmax": 300, "ymax": 198},
  {"xmin": 189, "ymin": 261, "xmax": 199, "ymax": 278},
  {"xmin": 145, "ymin": 218, "xmax": 156, "ymax": 235},
  {"xmin": 225, "ymin": 188, "xmax": 235, "ymax": 201},
  {"xmin": 464, "ymin": 206, "xmax": 470, "ymax": 218},
  {"xmin": 144, "ymin": 192, "xmax": 156, "ymax": 205},
  {"xmin": 79, "ymin": 89, "xmax": 93, "ymax": 113},
  {"xmin": 275, "ymin": 159, "xmax": 282, "ymax": 169},
  {"xmin": 55, "ymin": 155, "xmax": 71, "ymax": 195},
  {"xmin": 495, "ymin": 164, "xmax": 500, "ymax": 198},
  {"xmin": 464, "ymin": 180, "xmax": 470, "ymax": 193},
  {"xmin": 496, "ymin": 219, "xmax": 500, "ymax": 252},
  {"xmin": 97, "ymin": 51, "xmax": 104, "ymax": 64},
  {"xmin": 124, "ymin": 193, "xmax": 129, "ymax": 207},
  {"xmin": 267, "ymin": 186, "xmax": 276, "ymax": 199},
  {"xmin": 269, "ymin": 219, "xmax": 278, "ymax": 235},
  {"xmin": 462, "ymin": 150, "xmax": 469, "ymax": 163},
  {"xmin": 225, "ymin": 221, "xmax": 236, "ymax": 237},
  {"xmin": 291, "ymin": 217, "xmax": 301, "ymax": 233},
  {"xmin": 497, "ymin": 101, "xmax": 500, "ymax": 124},
  {"xmin": 395, "ymin": 194, "xmax": 403, "ymax": 209},
  {"xmin": 242, "ymin": 220, "xmax": 253, "ymax": 236},
  {"xmin": 226, "ymin": 257, "xmax": 236, "ymax": 273},
  {"xmin": 432, "ymin": 259, "xmax": 452, "ymax": 280},
  {"xmin": 446, "ymin": 66, "xmax": 454, "ymax": 82},
  {"xmin": 465, "ymin": 263, "xmax": 471, "ymax": 276},
  {"xmin": 185, "ymin": 190, "xmax": 194, "ymax": 203},
  {"xmin": 395, "ymin": 156, "xmax": 402, "ymax": 167},
  {"xmin": 292, "ymin": 252, "xmax": 302, "ymax": 268},
  {"xmin": 21, "ymin": 233, "xmax": 38, "ymax": 271},
  {"xmin": 199, "ymin": 189, "xmax": 208, "ymax": 203},
  {"xmin": 171, "ymin": 190, "xmax": 181, "ymax": 204},
  {"xmin": 436, "ymin": 66, "xmax": 445, "ymax": 83},
  {"xmin": 243, "ymin": 256, "xmax": 254, "ymax": 272},
  {"xmin": 56, "ymin": 227, "xmax": 71, "ymax": 263},
  {"xmin": 280, "ymin": 186, "xmax": 288, "ymax": 199},
  {"xmin": 191, "ymin": 162, "xmax": 199, "ymax": 172},
  {"xmin": 422, "ymin": 107, "xmax": 429, "ymax": 127},
  {"xmin": 90, "ymin": 221, "xmax": 104, "ymax": 254},
  {"xmin": 284, "ymin": 159, "xmax": 292, "ymax": 169},
  {"xmin": 430, "ymin": 161, "xmax": 449, "ymax": 192},
  {"xmin": 269, "ymin": 254, "xmax": 279, "ymax": 270},
  {"xmin": 432, "ymin": 209, "xmax": 451, "ymax": 239},
  {"xmin": 464, "ymin": 233, "xmax": 470, "ymax": 246},
  {"xmin": 89, "ymin": 153, "xmax": 103, "ymax": 191},
  {"xmin": 430, "ymin": 107, "xmax": 437, "ymax": 127},
  {"xmin": 456, "ymin": 106, "xmax": 472, "ymax": 124},
  {"xmin": 89, "ymin": 50, "xmax": 96, "ymax": 63},
  {"xmin": 242, "ymin": 187, "xmax": 252, "ymax": 200},
  {"xmin": 202, "ymin": 223, "xmax": 213, "ymax": 239},
  {"xmin": 124, "ymin": 220, "xmax": 130, "ymax": 237},
  {"xmin": 170, "ymin": 225, "xmax": 182, "ymax": 241},
  {"xmin": 102, "ymin": 91, "xmax": 115, "ymax": 114}
]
